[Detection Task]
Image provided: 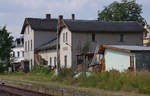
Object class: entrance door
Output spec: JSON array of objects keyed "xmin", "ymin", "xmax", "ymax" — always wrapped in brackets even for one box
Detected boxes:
[
  {"xmin": 129, "ymin": 56, "xmax": 134, "ymax": 71},
  {"xmin": 64, "ymin": 55, "xmax": 67, "ymax": 68},
  {"xmin": 101, "ymin": 57, "xmax": 105, "ymax": 72}
]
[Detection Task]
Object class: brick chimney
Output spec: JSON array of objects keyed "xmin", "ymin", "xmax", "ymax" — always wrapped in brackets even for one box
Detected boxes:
[
  {"xmin": 59, "ymin": 15, "xmax": 63, "ymax": 20},
  {"xmin": 46, "ymin": 14, "xmax": 51, "ymax": 19},
  {"xmin": 58, "ymin": 15, "xmax": 63, "ymax": 26},
  {"xmin": 72, "ymin": 14, "xmax": 75, "ymax": 21}
]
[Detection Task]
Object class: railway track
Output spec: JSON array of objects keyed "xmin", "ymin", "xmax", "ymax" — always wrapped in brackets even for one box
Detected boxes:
[{"xmin": 0, "ymin": 83, "xmax": 54, "ymax": 96}]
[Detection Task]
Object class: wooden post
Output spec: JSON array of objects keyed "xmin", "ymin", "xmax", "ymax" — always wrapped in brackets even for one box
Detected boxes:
[{"xmin": 129, "ymin": 56, "xmax": 134, "ymax": 71}]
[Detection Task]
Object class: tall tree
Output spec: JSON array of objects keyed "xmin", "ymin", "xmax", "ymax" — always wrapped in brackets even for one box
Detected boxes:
[
  {"xmin": 0, "ymin": 26, "xmax": 13, "ymax": 64},
  {"xmin": 98, "ymin": 0, "xmax": 145, "ymax": 25}
]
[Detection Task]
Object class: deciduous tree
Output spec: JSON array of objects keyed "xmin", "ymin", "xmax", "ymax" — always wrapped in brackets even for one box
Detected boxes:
[
  {"xmin": 98, "ymin": 0, "xmax": 145, "ymax": 25},
  {"xmin": 0, "ymin": 26, "xmax": 13, "ymax": 65}
]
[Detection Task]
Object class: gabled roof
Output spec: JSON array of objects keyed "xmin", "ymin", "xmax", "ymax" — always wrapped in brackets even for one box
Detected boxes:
[
  {"xmin": 35, "ymin": 37, "xmax": 57, "ymax": 52},
  {"xmin": 21, "ymin": 18, "xmax": 58, "ymax": 34},
  {"xmin": 63, "ymin": 20, "xmax": 146, "ymax": 33},
  {"xmin": 99, "ymin": 45, "xmax": 150, "ymax": 54},
  {"xmin": 21, "ymin": 17, "xmax": 146, "ymax": 34}
]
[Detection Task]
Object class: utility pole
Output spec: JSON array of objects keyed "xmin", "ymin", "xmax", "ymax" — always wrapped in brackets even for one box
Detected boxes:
[{"xmin": 56, "ymin": 15, "xmax": 63, "ymax": 75}]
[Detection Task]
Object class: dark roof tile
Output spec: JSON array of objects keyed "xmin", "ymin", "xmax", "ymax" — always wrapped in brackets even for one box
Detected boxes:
[
  {"xmin": 35, "ymin": 37, "xmax": 57, "ymax": 52},
  {"xmin": 64, "ymin": 20, "xmax": 146, "ymax": 32},
  {"xmin": 21, "ymin": 18, "xmax": 58, "ymax": 34}
]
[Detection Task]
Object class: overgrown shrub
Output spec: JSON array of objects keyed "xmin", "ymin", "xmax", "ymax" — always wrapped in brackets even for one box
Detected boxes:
[
  {"xmin": 77, "ymin": 73, "xmax": 98, "ymax": 87},
  {"xmin": 31, "ymin": 65, "xmax": 51, "ymax": 75},
  {"xmin": 58, "ymin": 68, "xmax": 74, "ymax": 78},
  {"xmin": 51, "ymin": 68, "xmax": 75, "ymax": 84},
  {"xmin": 31, "ymin": 64, "xmax": 39, "ymax": 73},
  {"xmin": 0, "ymin": 63, "xmax": 9, "ymax": 73},
  {"xmin": 4, "ymin": 67, "xmax": 150, "ymax": 94}
]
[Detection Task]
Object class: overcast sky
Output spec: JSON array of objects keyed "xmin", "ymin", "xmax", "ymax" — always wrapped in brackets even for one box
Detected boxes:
[{"xmin": 0, "ymin": 0, "xmax": 150, "ymax": 38}]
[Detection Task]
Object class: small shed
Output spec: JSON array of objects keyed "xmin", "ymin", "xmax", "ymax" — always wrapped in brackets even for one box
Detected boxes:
[{"xmin": 99, "ymin": 45, "xmax": 150, "ymax": 72}]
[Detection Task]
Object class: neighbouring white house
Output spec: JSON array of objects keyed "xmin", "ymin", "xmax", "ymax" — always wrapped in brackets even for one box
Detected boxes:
[
  {"xmin": 98, "ymin": 45, "xmax": 150, "ymax": 72},
  {"xmin": 11, "ymin": 36, "xmax": 24, "ymax": 67}
]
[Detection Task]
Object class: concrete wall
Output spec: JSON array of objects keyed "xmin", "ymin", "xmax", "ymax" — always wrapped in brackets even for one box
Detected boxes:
[
  {"xmin": 59, "ymin": 28, "xmax": 72, "ymax": 68},
  {"xmin": 38, "ymin": 50, "xmax": 57, "ymax": 66},
  {"xmin": 104, "ymin": 49, "xmax": 135, "ymax": 72},
  {"xmin": 72, "ymin": 32, "xmax": 143, "ymax": 69}
]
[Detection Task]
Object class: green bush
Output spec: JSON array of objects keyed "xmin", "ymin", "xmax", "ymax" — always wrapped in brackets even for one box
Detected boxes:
[
  {"xmin": 139, "ymin": 85, "xmax": 150, "ymax": 94},
  {"xmin": 58, "ymin": 68, "xmax": 74, "ymax": 78},
  {"xmin": 78, "ymin": 73, "xmax": 98, "ymax": 87},
  {"xmin": 97, "ymin": 70, "xmax": 121, "ymax": 90},
  {"xmin": 39, "ymin": 65, "xmax": 50, "ymax": 74},
  {"xmin": 0, "ymin": 63, "xmax": 5, "ymax": 72},
  {"xmin": 31, "ymin": 65, "xmax": 51, "ymax": 75},
  {"xmin": 0, "ymin": 63, "xmax": 9, "ymax": 73},
  {"xmin": 51, "ymin": 68, "xmax": 74, "ymax": 84},
  {"xmin": 31, "ymin": 64, "xmax": 39, "ymax": 73}
]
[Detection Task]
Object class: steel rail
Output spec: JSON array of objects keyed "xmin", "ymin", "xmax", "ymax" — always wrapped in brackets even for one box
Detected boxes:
[{"xmin": 0, "ymin": 83, "xmax": 54, "ymax": 96}]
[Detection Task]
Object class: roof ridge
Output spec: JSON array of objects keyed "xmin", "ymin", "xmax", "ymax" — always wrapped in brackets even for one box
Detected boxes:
[{"xmin": 26, "ymin": 17, "xmax": 57, "ymax": 20}]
